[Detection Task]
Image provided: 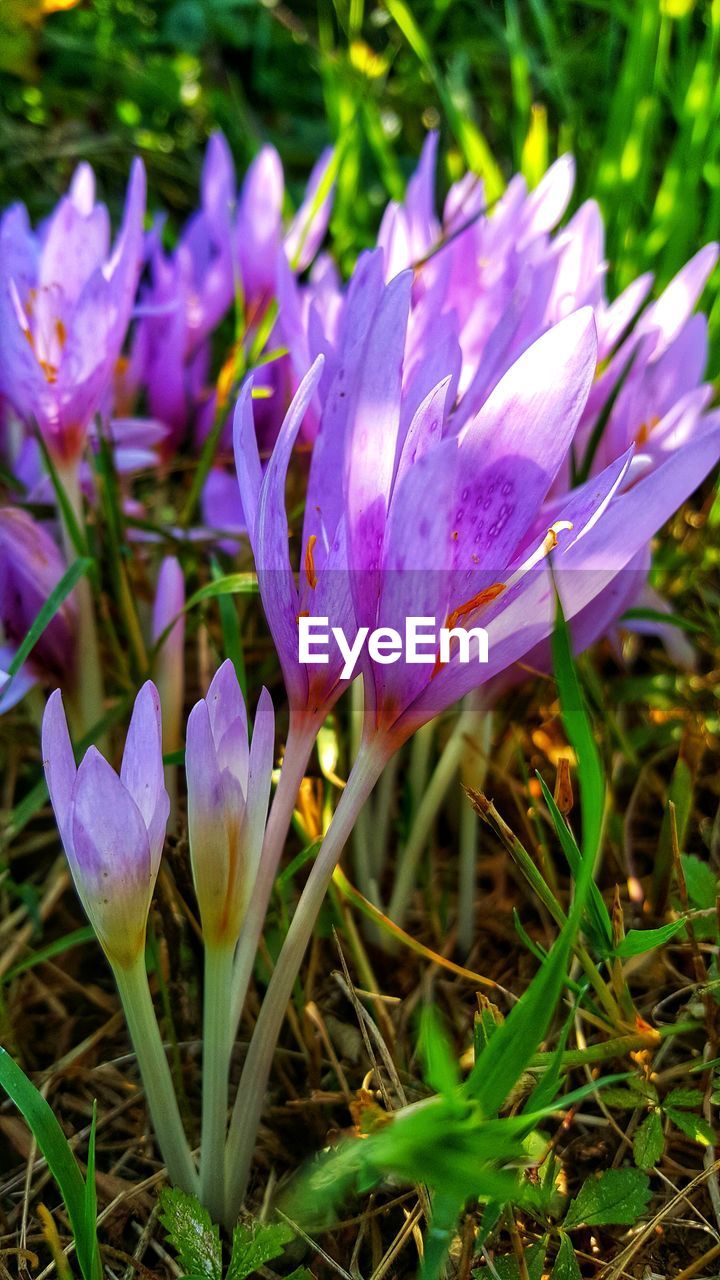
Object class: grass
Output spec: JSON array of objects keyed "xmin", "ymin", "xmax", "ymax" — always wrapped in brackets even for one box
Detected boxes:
[{"xmin": 1, "ymin": 0, "xmax": 720, "ymax": 1276}]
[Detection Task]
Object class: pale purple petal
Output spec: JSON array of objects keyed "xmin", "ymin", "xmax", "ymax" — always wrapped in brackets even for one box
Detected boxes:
[
  {"xmin": 206, "ymin": 659, "xmax": 248, "ymax": 789},
  {"xmin": 246, "ymin": 686, "xmax": 275, "ymax": 879},
  {"xmin": 185, "ymin": 697, "xmax": 233, "ymax": 936},
  {"xmin": 120, "ymin": 681, "xmax": 169, "ymax": 871},
  {"xmin": 71, "ymin": 747, "xmax": 153, "ymax": 963},
  {"xmin": 42, "ymin": 688, "xmax": 77, "ymax": 853},
  {"xmin": 345, "ymin": 271, "xmax": 412, "ymax": 616}
]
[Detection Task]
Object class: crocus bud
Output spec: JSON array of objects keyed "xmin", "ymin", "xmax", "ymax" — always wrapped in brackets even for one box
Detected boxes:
[
  {"xmin": 42, "ymin": 681, "xmax": 170, "ymax": 968},
  {"xmin": 186, "ymin": 661, "xmax": 274, "ymax": 947},
  {"xmin": 152, "ymin": 556, "xmax": 185, "ymax": 755}
]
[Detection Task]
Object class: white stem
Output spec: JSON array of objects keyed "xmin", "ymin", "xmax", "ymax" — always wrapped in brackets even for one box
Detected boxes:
[
  {"xmin": 457, "ymin": 708, "xmax": 492, "ymax": 953},
  {"xmin": 387, "ymin": 715, "xmax": 468, "ymax": 927},
  {"xmin": 113, "ymin": 955, "xmax": 198, "ymax": 1195},
  {"xmin": 229, "ymin": 718, "xmax": 318, "ymax": 1040},
  {"xmin": 200, "ymin": 943, "xmax": 235, "ymax": 1220},
  {"xmin": 351, "ymin": 678, "xmax": 374, "ymax": 893},
  {"xmin": 223, "ymin": 742, "xmax": 387, "ymax": 1226},
  {"xmin": 56, "ymin": 459, "xmax": 106, "ymax": 745},
  {"xmin": 457, "ymin": 798, "xmax": 479, "ymax": 954},
  {"xmin": 409, "ymin": 720, "xmax": 435, "ymax": 816}
]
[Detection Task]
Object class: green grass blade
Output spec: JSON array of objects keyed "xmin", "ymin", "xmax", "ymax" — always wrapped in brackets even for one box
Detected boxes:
[
  {"xmin": 466, "ymin": 598, "xmax": 604, "ymax": 1112},
  {"xmin": 2, "ymin": 926, "xmax": 95, "ymax": 984},
  {"xmin": 536, "ymin": 774, "xmax": 613, "ymax": 952},
  {"xmin": 0, "ymin": 1048, "xmax": 100, "ymax": 1280},
  {"xmin": 550, "ymin": 594, "xmax": 605, "ymax": 866}
]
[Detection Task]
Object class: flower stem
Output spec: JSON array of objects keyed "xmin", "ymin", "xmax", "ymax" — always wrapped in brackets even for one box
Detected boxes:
[
  {"xmin": 200, "ymin": 943, "xmax": 234, "ymax": 1221},
  {"xmin": 223, "ymin": 742, "xmax": 387, "ymax": 1226},
  {"xmin": 387, "ymin": 711, "xmax": 469, "ymax": 927},
  {"xmin": 55, "ymin": 460, "xmax": 106, "ymax": 748},
  {"xmin": 229, "ymin": 717, "xmax": 318, "ymax": 1041},
  {"xmin": 457, "ymin": 706, "xmax": 492, "ymax": 953},
  {"xmin": 113, "ymin": 954, "xmax": 198, "ymax": 1195}
]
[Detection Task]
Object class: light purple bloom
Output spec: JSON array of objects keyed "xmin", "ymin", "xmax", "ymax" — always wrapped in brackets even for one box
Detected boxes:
[
  {"xmin": 233, "ymin": 252, "xmax": 388, "ymax": 733},
  {"xmin": 186, "ymin": 661, "xmax": 274, "ymax": 947},
  {"xmin": 42, "ymin": 682, "xmax": 170, "ymax": 968},
  {"xmin": 236, "ymin": 256, "xmax": 720, "ymax": 755},
  {"xmin": 132, "ymin": 134, "xmax": 236, "ymax": 451},
  {"xmin": 133, "ymin": 134, "xmax": 335, "ymax": 456},
  {"xmin": 0, "ymin": 159, "xmax": 146, "ymax": 464}
]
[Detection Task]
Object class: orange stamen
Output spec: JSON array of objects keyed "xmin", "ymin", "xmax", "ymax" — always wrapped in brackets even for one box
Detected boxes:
[
  {"xmin": 444, "ymin": 581, "xmax": 506, "ymax": 633},
  {"xmin": 304, "ymin": 534, "xmax": 318, "ymax": 589},
  {"xmin": 432, "ymin": 581, "xmax": 506, "ymax": 677},
  {"xmin": 635, "ymin": 415, "xmax": 660, "ymax": 447}
]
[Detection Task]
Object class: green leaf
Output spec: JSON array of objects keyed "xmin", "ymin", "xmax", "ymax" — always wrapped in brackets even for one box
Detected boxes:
[
  {"xmin": 5, "ymin": 556, "xmax": 93, "ymax": 680},
  {"xmin": 467, "ymin": 604, "xmax": 601, "ymax": 1115},
  {"xmin": 550, "ymin": 596, "xmax": 605, "ymax": 866},
  {"xmin": 614, "ymin": 917, "xmax": 689, "ymax": 957},
  {"xmin": 666, "ymin": 1108, "xmax": 715, "ymax": 1147},
  {"xmin": 421, "ymin": 1191, "xmax": 465, "ymax": 1280},
  {"xmin": 602, "ymin": 1078, "xmax": 658, "ymax": 1109},
  {"xmin": 82, "ymin": 1103, "xmax": 99, "ymax": 1273},
  {"xmin": 551, "ymin": 1232, "xmax": 581, "ymax": 1280},
  {"xmin": 480, "ymin": 1239, "xmax": 547, "ymax": 1280},
  {"xmin": 0, "ymin": 1048, "xmax": 100, "ymax": 1280},
  {"xmin": 3, "ymin": 926, "xmax": 95, "ymax": 983},
  {"xmin": 419, "ymin": 1007, "xmax": 461, "ymax": 1096},
  {"xmin": 681, "ymin": 855, "xmax": 717, "ymax": 911},
  {"xmin": 621, "ymin": 606, "xmax": 704, "ymax": 636},
  {"xmin": 665, "ymin": 1088, "xmax": 705, "ymax": 1110},
  {"xmin": 211, "ymin": 556, "xmax": 247, "ymax": 700},
  {"xmin": 633, "ymin": 1110, "xmax": 664, "ymax": 1170},
  {"xmin": 564, "ymin": 1169, "xmax": 651, "ymax": 1229},
  {"xmin": 158, "ymin": 1187, "xmax": 222, "ymax": 1280},
  {"xmin": 226, "ymin": 1220, "xmax": 293, "ymax": 1280},
  {"xmin": 185, "ymin": 573, "xmax": 258, "ymax": 610},
  {"xmin": 536, "ymin": 775, "xmax": 612, "ymax": 951},
  {"xmin": 473, "ymin": 999, "xmax": 504, "ymax": 1057}
]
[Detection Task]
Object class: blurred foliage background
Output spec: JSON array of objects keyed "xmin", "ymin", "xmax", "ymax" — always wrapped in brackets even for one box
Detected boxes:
[{"xmin": 1, "ymin": 0, "xmax": 719, "ymax": 343}]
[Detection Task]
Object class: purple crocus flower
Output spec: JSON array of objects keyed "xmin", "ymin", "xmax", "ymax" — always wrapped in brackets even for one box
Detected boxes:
[
  {"xmin": 223, "ymin": 276, "xmax": 720, "ymax": 1213},
  {"xmin": 42, "ymin": 681, "xmax": 170, "ymax": 968},
  {"xmin": 0, "ymin": 506, "xmax": 76, "ymax": 687},
  {"xmin": 234, "ymin": 250, "xmax": 389, "ymax": 740},
  {"xmin": 186, "ymin": 661, "xmax": 274, "ymax": 948},
  {"xmin": 0, "ymin": 159, "xmax": 146, "ymax": 466},
  {"xmin": 133, "ymin": 135, "xmax": 335, "ymax": 456},
  {"xmin": 342, "ymin": 280, "xmax": 720, "ymax": 751},
  {"xmin": 369, "ymin": 139, "xmax": 719, "ymax": 681},
  {"xmin": 132, "ymin": 133, "xmax": 236, "ymax": 452}
]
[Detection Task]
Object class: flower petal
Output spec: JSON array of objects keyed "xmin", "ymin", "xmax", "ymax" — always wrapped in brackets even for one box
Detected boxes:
[
  {"xmin": 42, "ymin": 688, "xmax": 77, "ymax": 854},
  {"xmin": 120, "ymin": 681, "xmax": 169, "ymax": 871},
  {"xmin": 71, "ymin": 747, "xmax": 153, "ymax": 965}
]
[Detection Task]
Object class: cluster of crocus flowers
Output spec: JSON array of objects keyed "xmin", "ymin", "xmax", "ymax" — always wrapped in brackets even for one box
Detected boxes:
[
  {"xmin": 42, "ymin": 663, "xmax": 276, "ymax": 1216},
  {"xmin": 12, "ymin": 129, "xmax": 720, "ymax": 1228},
  {"xmin": 0, "ymin": 133, "xmax": 335, "ymax": 735},
  {"xmin": 41, "ymin": 683, "xmax": 199, "ymax": 1191},
  {"xmin": 222, "ymin": 265, "xmax": 720, "ymax": 1213}
]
